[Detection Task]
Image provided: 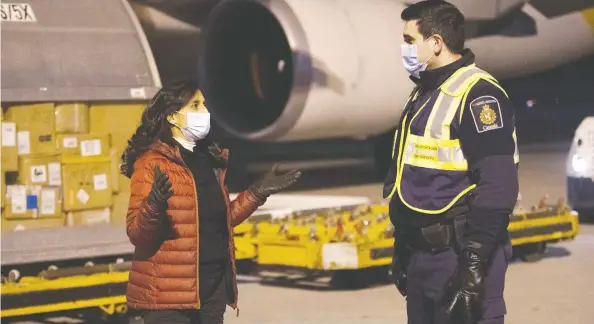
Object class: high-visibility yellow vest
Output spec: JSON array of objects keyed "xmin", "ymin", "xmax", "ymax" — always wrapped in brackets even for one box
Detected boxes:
[{"xmin": 386, "ymin": 64, "xmax": 519, "ymax": 214}]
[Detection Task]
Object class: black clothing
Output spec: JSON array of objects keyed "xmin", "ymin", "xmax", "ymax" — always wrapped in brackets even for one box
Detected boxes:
[
  {"xmin": 178, "ymin": 142, "xmax": 229, "ymax": 301},
  {"xmin": 383, "ymin": 49, "xmax": 518, "ymax": 260},
  {"xmin": 405, "ymin": 241, "xmax": 512, "ymax": 324},
  {"xmin": 142, "ymin": 274, "xmax": 229, "ymax": 324}
]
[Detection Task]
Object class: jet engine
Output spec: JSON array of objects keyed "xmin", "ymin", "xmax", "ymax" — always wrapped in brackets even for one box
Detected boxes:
[{"xmin": 197, "ymin": 0, "xmax": 412, "ymax": 142}]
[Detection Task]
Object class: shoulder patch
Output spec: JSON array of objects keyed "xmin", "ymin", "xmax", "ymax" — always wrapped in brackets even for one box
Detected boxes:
[{"xmin": 469, "ymin": 95, "xmax": 503, "ymax": 133}]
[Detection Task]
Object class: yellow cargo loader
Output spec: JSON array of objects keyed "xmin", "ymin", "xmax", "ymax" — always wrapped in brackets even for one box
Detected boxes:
[
  {"xmin": 0, "ymin": 195, "xmax": 578, "ymax": 319},
  {"xmin": 242, "ymin": 195, "xmax": 578, "ymax": 288}
]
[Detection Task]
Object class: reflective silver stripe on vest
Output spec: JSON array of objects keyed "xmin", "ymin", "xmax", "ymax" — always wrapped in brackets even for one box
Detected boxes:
[
  {"xmin": 444, "ymin": 66, "xmax": 488, "ymax": 94},
  {"xmin": 427, "ymin": 95, "xmax": 452, "ymax": 138},
  {"xmin": 427, "ymin": 66, "xmax": 490, "ymax": 139}
]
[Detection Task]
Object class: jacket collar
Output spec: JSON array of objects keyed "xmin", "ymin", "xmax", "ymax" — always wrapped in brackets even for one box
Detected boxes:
[
  {"xmin": 148, "ymin": 139, "xmax": 229, "ymax": 166},
  {"xmin": 412, "ymin": 48, "xmax": 475, "ymax": 90}
]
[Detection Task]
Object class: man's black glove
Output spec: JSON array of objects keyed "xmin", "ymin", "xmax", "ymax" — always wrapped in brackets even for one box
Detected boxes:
[
  {"xmin": 441, "ymin": 250, "xmax": 486, "ymax": 324},
  {"xmin": 390, "ymin": 232, "xmax": 411, "ymax": 297},
  {"xmin": 249, "ymin": 163, "xmax": 301, "ymax": 200},
  {"xmin": 146, "ymin": 165, "xmax": 174, "ymax": 213}
]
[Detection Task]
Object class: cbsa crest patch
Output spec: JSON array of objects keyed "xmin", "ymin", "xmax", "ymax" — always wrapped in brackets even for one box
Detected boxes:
[{"xmin": 469, "ymin": 96, "xmax": 503, "ymax": 133}]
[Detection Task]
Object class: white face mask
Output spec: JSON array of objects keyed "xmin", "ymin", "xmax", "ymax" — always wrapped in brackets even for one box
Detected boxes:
[
  {"xmin": 400, "ymin": 41, "xmax": 435, "ymax": 79},
  {"xmin": 175, "ymin": 112, "xmax": 211, "ymax": 142}
]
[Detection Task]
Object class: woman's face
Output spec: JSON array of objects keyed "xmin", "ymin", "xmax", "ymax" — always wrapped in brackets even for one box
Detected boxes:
[{"xmin": 167, "ymin": 90, "xmax": 209, "ymax": 127}]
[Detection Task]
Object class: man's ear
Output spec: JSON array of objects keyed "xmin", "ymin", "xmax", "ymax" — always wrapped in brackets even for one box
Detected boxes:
[{"xmin": 433, "ymin": 35, "xmax": 444, "ymax": 55}]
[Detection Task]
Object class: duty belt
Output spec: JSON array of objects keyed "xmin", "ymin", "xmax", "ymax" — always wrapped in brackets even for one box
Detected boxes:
[{"xmin": 410, "ymin": 217, "xmax": 466, "ymax": 254}]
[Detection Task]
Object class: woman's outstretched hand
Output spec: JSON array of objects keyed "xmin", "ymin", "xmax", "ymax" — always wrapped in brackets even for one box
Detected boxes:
[{"xmin": 248, "ymin": 164, "xmax": 301, "ymax": 200}]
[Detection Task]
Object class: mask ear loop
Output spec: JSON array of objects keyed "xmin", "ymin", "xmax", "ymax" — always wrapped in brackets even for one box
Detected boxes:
[
  {"xmin": 170, "ymin": 111, "xmax": 187, "ymax": 129},
  {"xmin": 422, "ymin": 37, "xmax": 438, "ymax": 65}
]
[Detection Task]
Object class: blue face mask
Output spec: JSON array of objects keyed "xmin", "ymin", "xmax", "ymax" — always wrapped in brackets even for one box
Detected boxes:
[{"xmin": 400, "ymin": 42, "xmax": 434, "ymax": 79}]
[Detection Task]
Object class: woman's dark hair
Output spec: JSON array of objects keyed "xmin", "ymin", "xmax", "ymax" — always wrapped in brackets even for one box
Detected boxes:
[{"xmin": 120, "ymin": 80, "xmax": 199, "ymax": 178}]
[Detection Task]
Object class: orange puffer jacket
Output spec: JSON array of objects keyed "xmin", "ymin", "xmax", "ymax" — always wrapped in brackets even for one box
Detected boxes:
[{"xmin": 125, "ymin": 140, "xmax": 264, "ymax": 311}]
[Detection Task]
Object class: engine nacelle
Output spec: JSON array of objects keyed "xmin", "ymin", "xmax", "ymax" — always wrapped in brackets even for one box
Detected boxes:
[{"xmin": 198, "ymin": 0, "xmax": 411, "ymax": 141}]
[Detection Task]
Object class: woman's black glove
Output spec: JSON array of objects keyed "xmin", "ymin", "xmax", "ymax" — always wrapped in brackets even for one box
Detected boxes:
[
  {"xmin": 207, "ymin": 142, "xmax": 227, "ymax": 168},
  {"xmin": 249, "ymin": 164, "xmax": 301, "ymax": 200},
  {"xmin": 146, "ymin": 165, "xmax": 174, "ymax": 213}
]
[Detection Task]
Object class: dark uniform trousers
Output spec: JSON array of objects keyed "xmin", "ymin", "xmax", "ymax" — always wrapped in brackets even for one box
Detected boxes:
[
  {"xmin": 405, "ymin": 240, "xmax": 513, "ymax": 324},
  {"xmin": 141, "ymin": 269, "xmax": 231, "ymax": 324}
]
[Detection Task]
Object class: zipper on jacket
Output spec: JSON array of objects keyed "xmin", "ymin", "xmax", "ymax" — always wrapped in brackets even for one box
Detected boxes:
[{"xmin": 179, "ymin": 159, "xmax": 201, "ymax": 309}]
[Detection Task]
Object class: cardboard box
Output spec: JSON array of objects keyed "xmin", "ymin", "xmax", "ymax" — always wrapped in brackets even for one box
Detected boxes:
[
  {"xmin": 5, "ymin": 103, "xmax": 56, "ymax": 156},
  {"xmin": 2, "ymin": 121, "xmax": 19, "ymax": 171},
  {"xmin": 110, "ymin": 147, "xmax": 131, "ymax": 194},
  {"xmin": 55, "ymin": 103, "xmax": 89, "ymax": 134},
  {"xmin": 18, "ymin": 155, "xmax": 62, "ymax": 186},
  {"xmin": 2, "ymin": 172, "xmax": 17, "ymax": 209},
  {"xmin": 111, "ymin": 191, "xmax": 131, "ymax": 224},
  {"xmin": 3, "ymin": 185, "xmax": 63, "ymax": 219},
  {"xmin": 1, "ymin": 147, "xmax": 18, "ymax": 172},
  {"xmin": 66, "ymin": 207, "xmax": 111, "ymax": 226},
  {"xmin": 1, "ymin": 172, "xmax": 5, "ymax": 209},
  {"xmin": 61, "ymin": 160, "xmax": 113, "ymax": 211},
  {"xmin": 56, "ymin": 133, "xmax": 110, "ymax": 162},
  {"xmin": 2, "ymin": 217, "xmax": 65, "ymax": 232},
  {"xmin": 89, "ymin": 104, "xmax": 145, "ymax": 152}
]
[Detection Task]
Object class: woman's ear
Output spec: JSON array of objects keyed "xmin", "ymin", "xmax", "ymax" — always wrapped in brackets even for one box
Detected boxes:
[{"xmin": 166, "ymin": 113, "xmax": 177, "ymax": 125}]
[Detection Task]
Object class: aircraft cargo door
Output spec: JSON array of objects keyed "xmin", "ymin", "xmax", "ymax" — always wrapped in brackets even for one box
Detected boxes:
[{"xmin": 0, "ymin": 0, "xmax": 161, "ymax": 103}]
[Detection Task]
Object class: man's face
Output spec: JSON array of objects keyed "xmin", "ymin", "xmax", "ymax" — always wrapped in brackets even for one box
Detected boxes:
[{"xmin": 403, "ymin": 20, "xmax": 436, "ymax": 66}]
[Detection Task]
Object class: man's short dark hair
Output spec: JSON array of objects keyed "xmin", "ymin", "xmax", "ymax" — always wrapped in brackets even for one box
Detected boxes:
[{"xmin": 401, "ymin": 0, "xmax": 465, "ymax": 54}]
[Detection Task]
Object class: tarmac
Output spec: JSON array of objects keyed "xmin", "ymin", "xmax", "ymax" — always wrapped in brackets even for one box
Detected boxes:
[
  {"xmin": 221, "ymin": 140, "xmax": 594, "ymax": 324},
  {"xmin": 6, "ymin": 141, "xmax": 594, "ymax": 324}
]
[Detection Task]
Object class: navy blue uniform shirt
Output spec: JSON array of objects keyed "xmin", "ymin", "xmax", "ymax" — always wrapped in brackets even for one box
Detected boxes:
[{"xmin": 384, "ymin": 49, "xmax": 519, "ymax": 259}]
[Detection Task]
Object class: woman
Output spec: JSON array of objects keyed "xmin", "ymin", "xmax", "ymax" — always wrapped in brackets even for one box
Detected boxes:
[{"xmin": 120, "ymin": 80, "xmax": 301, "ymax": 324}]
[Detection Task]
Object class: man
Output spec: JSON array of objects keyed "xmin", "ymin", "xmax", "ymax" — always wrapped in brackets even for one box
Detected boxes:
[{"xmin": 383, "ymin": 1, "xmax": 519, "ymax": 323}]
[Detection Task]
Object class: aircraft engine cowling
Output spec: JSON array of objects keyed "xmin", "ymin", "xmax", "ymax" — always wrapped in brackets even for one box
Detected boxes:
[{"xmin": 197, "ymin": 0, "xmax": 411, "ymax": 142}]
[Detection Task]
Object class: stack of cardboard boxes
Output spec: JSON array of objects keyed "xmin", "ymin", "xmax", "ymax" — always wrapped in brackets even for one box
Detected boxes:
[{"xmin": 1, "ymin": 103, "xmax": 146, "ymax": 231}]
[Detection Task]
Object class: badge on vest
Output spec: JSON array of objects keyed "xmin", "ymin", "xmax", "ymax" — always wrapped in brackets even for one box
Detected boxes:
[{"xmin": 469, "ymin": 95, "xmax": 503, "ymax": 133}]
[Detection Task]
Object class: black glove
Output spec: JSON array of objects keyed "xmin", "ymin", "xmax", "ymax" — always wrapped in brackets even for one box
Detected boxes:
[
  {"xmin": 207, "ymin": 142, "xmax": 227, "ymax": 167},
  {"xmin": 441, "ymin": 250, "xmax": 486, "ymax": 324},
  {"xmin": 146, "ymin": 165, "xmax": 174, "ymax": 213},
  {"xmin": 391, "ymin": 254, "xmax": 408, "ymax": 297},
  {"xmin": 249, "ymin": 163, "xmax": 301, "ymax": 200},
  {"xmin": 391, "ymin": 238, "xmax": 411, "ymax": 297}
]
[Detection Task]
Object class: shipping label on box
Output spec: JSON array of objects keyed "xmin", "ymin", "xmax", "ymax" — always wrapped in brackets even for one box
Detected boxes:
[
  {"xmin": 18, "ymin": 155, "xmax": 61, "ymax": 185},
  {"xmin": 3, "ymin": 185, "xmax": 63, "ymax": 219},
  {"xmin": 6, "ymin": 103, "xmax": 56, "ymax": 156},
  {"xmin": 54, "ymin": 103, "xmax": 89, "ymax": 134},
  {"xmin": 2, "ymin": 122, "xmax": 16, "ymax": 147},
  {"xmin": 57, "ymin": 134, "xmax": 110, "ymax": 162},
  {"xmin": 62, "ymin": 161, "xmax": 113, "ymax": 211}
]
